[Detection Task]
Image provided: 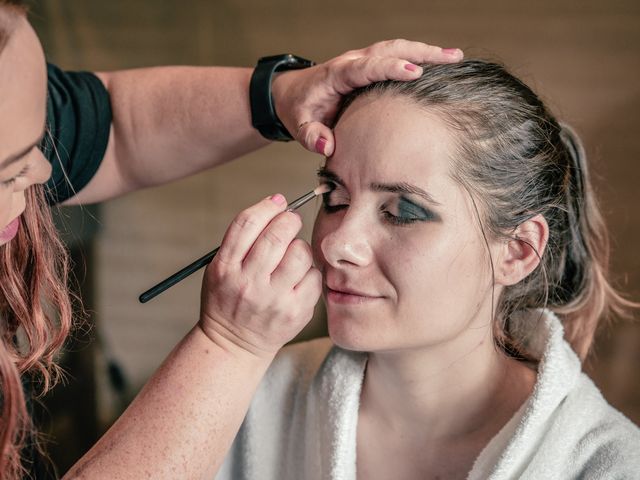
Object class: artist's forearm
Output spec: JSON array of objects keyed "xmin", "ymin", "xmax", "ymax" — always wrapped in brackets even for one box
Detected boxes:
[
  {"xmin": 104, "ymin": 66, "xmax": 271, "ymax": 185},
  {"xmin": 64, "ymin": 326, "xmax": 272, "ymax": 479},
  {"xmin": 75, "ymin": 66, "xmax": 270, "ymax": 203}
]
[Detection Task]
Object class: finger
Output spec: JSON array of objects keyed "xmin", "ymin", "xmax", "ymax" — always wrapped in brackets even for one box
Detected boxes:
[
  {"xmin": 216, "ymin": 194, "xmax": 288, "ymax": 266},
  {"xmin": 293, "ymin": 266, "xmax": 323, "ymax": 304},
  {"xmin": 243, "ymin": 211, "xmax": 303, "ymax": 277},
  {"xmin": 297, "ymin": 121, "xmax": 335, "ymax": 157},
  {"xmin": 333, "ymin": 56, "xmax": 428, "ymax": 92},
  {"xmin": 270, "ymin": 239, "xmax": 313, "ymax": 289},
  {"xmin": 361, "ymin": 39, "xmax": 463, "ymax": 64}
]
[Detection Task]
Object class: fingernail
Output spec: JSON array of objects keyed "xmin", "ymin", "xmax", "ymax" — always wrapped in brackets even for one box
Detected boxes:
[
  {"xmin": 404, "ymin": 63, "xmax": 419, "ymax": 72},
  {"xmin": 442, "ymin": 48, "xmax": 460, "ymax": 56},
  {"xmin": 270, "ymin": 193, "xmax": 286, "ymax": 205},
  {"xmin": 315, "ymin": 137, "xmax": 327, "ymax": 155}
]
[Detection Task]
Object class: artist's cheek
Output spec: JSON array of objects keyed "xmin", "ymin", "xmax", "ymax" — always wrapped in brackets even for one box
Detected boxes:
[{"xmin": 0, "ymin": 190, "xmax": 12, "ymax": 227}]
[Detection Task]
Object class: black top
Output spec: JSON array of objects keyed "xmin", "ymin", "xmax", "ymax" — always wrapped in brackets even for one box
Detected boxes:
[{"xmin": 42, "ymin": 63, "xmax": 112, "ymax": 205}]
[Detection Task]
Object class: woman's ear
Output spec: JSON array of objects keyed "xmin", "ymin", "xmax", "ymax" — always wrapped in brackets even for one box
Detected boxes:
[{"xmin": 495, "ymin": 214, "xmax": 549, "ymax": 286}]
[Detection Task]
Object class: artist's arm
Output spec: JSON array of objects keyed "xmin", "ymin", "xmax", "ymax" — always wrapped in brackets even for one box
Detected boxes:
[
  {"xmin": 64, "ymin": 40, "xmax": 461, "ymax": 205},
  {"xmin": 64, "ymin": 194, "xmax": 318, "ymax": 478}
]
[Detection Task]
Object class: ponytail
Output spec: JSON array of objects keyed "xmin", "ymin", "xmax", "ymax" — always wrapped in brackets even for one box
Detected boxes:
[{"xmin": 550, "ymin": 125, "xmax": 635, "ymax": 359}]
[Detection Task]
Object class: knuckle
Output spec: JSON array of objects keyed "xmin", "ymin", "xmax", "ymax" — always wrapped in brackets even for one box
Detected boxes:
[
  {"xmin": 233, "ymin": 211, "xmax": 258, "ymax": 230},
  {"xmin": 265, "ymin": 214, "xmax": 300, "ymax": 245},
  {"xmin": 340, "ymin": 48, "xmax": 359, "ymax": 58},
  {"xmin": 302, "ymin": 125, "xmax": 315, "ymax": 149},
  {"xmin": 262, "ymin": 228, "xmax": 287, "ymax": 248},
  {"xmin": 282, "ymin": 211, "xmax": 303, "ymax": 230},
  {"xmin": 210, "ymin": 256, "xmax": 229, "ymax": 275},
  {"xmin": 366, "ymin": 40, "xmax": 384, "ymax": 54},
  {"xmin": 290, "ymin": 239, "xmax": 312, "ymax": 265},
  {"xmin": 390, "ymin": 38, "xmax": 408, "ymax": 50},
  {"xmin": 388, "ymin": 38, "xmax": 402, "ymax": 49},
  {"xmin": 309, "ymin": 267, "xmax": 322, "ymax": 285},
  {"xmin": 353, "ymin": 56, "xmax": 370, "ymax": 70}
]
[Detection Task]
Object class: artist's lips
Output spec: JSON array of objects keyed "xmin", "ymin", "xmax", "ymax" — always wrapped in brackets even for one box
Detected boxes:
[
  {"xmin": 0, "ymin": 216, "xmax": 20, "ymax": 243},
  {"xmin": 325, "ymin": 284, "xmax": 384, "ymax": 305}
]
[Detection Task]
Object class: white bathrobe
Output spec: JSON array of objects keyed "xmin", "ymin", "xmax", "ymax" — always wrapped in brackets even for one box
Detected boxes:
[{"xmin": 216, "ymin": 311, "xmax": 640, "ymax": 479}]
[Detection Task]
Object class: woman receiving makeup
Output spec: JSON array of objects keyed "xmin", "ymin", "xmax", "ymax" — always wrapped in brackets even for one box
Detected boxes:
[
  {"xmin": 210, "ymin": 61, "xmax": 640, "ymax": 479},
  {"xmin": 0, "ymin": 1, "xmax": 464, "ymax": 478}
]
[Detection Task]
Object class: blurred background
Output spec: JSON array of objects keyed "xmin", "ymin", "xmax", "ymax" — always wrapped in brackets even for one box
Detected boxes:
[{"xmin": 24, "ymin": 0, "xmax": 639, "ymax": 474}]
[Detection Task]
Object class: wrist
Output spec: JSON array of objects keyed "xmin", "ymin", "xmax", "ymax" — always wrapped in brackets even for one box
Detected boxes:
[
  {"xmin": 270, "ymin": 72, "xmax": 287, "ymax": 129},
  {"xmin": 249, "ymin": 54, "xmax": 315, "ymax": 142},
  {"xmin": 197, "ymin": 315, "xmax": 279, "ymax": 365}
]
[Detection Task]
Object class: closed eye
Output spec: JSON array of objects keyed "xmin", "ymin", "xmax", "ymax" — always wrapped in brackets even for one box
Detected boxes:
[
  {"xmin": 321, "ymin": 180, "xmax": 350, "ymax": 213},
  {"xmin": 1, "ymin": 162, "xmax": 31, "ymax": 188},
  {"xmin": 381, "ymin": 196, "xmax": 438, "ymax": 226}
]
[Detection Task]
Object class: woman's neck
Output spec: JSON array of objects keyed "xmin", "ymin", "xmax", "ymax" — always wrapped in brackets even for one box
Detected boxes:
[{"xmin": 359, "ymin": 323, "xmax": 535, "ymax": 444}]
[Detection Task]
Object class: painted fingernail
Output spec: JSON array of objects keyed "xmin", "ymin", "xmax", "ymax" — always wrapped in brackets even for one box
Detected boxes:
[
  {"xmin": 442, "ymin": 48, "xmax": 460, "ymax": 56},
  {"xmin": 315, "ymin": 137, "xmax": 327, "ymax": 155},
  {"xmin": 404, "ymin": 63, "xmax": 419, "ymax": 72},
  {"xmin": 270, "ymin": 193, "xmax": 286, "ymax": 205}
]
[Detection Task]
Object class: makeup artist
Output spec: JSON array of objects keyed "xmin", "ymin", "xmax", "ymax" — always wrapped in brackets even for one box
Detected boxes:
[{"xmin": 0, "ymin": 0, "xmax": 464, "ymax": 478}]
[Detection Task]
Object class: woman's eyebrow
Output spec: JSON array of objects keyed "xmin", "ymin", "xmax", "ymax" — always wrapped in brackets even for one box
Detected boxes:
[
  {"xmin": 371, "ymin": 182, "xmax": 441, "ymax": 206},
  {"xmin": 316, "ymin": 167, "xmax": 345, "ymax": 187},
  {"xmin": 318, "ymin": 167, "xmax": 441, "ymax": 206}
]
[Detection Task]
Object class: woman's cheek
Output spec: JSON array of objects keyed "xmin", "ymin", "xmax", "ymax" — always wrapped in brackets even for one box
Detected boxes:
[{"xmin": 311, "ymin": 212, "xmax": 329, "ymax": 268}]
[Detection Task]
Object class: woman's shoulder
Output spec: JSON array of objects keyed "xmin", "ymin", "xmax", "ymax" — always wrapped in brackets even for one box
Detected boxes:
[{"xmin": 554, "ymin": 373, "xmax": 640, "ymax": 476}]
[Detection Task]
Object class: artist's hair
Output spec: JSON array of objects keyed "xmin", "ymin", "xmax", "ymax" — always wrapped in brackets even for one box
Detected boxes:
[
  {"xmin": 1, "ymin": 2, "xmax": 74, "ymax": 479},
  {"xmin": 339, "ymin": 60, "xmax": 635, "ymax": 362}
]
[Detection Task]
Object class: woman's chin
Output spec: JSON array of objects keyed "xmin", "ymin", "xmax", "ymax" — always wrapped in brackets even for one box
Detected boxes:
[{"xmin": 327, "ymin": 315, "xmax": 377, "ymax": 352}]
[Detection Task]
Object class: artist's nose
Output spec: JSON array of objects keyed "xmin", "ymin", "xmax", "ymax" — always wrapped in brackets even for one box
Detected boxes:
[
  {"xmin": 320, "ymin": 213, "xmax": 373, "ymax": 268},
  {"xmin": 13, "ymin": 148, "xmax": 52, "ymax": 192},
  {"xmin": 30, "ymin": 149, "xmax": 52, "ymax": 186}
]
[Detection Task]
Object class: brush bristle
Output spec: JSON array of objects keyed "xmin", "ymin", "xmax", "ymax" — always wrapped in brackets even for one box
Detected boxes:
[{"xmin": 314, "ymin": 183, "xmax": 334, "ymax": 195}]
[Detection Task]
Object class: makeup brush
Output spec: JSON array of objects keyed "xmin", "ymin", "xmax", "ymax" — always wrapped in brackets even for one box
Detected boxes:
[{"xmin": 139, "ymin": 183, "xmax": 332, "ymax": 303}]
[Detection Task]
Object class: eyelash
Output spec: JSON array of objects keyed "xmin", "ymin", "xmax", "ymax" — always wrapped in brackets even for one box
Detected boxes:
[
  {"xmin": 380, "ymin": 209, "xmax": 421, "ymax": 226},
  {"xmin": 2, "ymin": 163, "xmax": 31, "ymax": 187}
]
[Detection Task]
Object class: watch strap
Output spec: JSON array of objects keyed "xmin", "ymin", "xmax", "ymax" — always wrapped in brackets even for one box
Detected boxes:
[{"xmin": 250, "ymin": 54, "xmax": 315, "ymax": 141}]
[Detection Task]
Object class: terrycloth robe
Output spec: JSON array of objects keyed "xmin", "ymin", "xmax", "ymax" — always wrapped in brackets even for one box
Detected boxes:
[{"xmin": 216, "ymin": 311, "xmax": 640, "ymax": 479}]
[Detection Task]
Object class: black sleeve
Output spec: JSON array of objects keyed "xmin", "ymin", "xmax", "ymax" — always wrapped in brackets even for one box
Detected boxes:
[{"xmin": 42, "ymin": 63, "xmax": 112, "ymax": 205}]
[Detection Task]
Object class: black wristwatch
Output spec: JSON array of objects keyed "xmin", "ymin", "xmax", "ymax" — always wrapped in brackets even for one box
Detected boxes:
[{"xmin": 250, "ymin": 54, "xmax": 315, "ymax": 141}]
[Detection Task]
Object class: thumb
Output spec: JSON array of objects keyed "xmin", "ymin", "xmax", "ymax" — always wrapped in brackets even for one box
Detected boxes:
[{"xmin": 297, "ymin": 121, "xmax": 335, "ymax": 157}]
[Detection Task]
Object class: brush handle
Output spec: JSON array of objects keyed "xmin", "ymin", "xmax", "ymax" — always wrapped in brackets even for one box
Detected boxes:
[
  {"xmin": 139, "ymin": 247, "xmax": 220, "ymax": 303},
  {"xmin": 139, "ymin": 188, "xmax": 322, "ymax": 303},
  {"xmin": 285, "ymin": 190, "xmax": 316, "ymax": 211}
]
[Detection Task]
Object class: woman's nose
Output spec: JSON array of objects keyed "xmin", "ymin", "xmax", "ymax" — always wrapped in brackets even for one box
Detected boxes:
[{"xmin": 320, "ymin": 214, "xmax": 373, "ymax": 268}]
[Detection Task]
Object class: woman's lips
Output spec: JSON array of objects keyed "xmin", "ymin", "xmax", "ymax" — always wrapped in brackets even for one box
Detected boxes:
[
  {"xmin": 325, "ymin": 286, "xmax": 383, "ymax": 305},
  {"xmin": 0, "ymin": 216, "xmax": 21, "ymax": 243}
]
